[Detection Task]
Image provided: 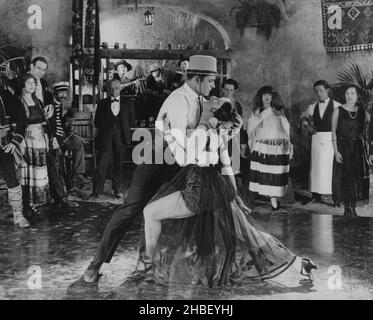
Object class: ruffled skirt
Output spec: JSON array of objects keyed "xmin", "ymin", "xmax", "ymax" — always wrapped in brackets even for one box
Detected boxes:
[{"xmin": 135, "ymin": 164, "xmax": 297, "ymax": 288}]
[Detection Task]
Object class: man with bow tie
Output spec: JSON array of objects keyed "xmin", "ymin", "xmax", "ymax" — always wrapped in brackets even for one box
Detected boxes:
[
  {"xmin": 90, "ymin": 78, "xmax": 135, "ymax": 200},
  {"xmin": 300, "ymin": 80, "xmax": 341, "ymax": 204}
]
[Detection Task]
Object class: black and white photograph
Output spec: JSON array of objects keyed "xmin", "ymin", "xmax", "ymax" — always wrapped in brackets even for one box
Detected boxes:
[{"xmin": 1, "ymin": 0, "xmax": 373, "ymax": 308}]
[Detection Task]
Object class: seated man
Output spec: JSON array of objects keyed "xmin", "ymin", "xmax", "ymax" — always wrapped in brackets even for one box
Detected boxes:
[
  {"xmin": 47, "ymin": 82, "xmax": 80, "ymax": 206},
  {"xmin": 52, "ymin": 83, "xmax": 88, "ymax": 189}
]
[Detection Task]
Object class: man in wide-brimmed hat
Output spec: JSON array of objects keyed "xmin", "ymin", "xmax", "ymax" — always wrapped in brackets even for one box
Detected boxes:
[
  {"xmin": 83, "ymin": 55, "xmax": 243, "ymax": 283},
  {"xmin": 114, "ymin": 59, "xmax": 132, "ymax": 79}
]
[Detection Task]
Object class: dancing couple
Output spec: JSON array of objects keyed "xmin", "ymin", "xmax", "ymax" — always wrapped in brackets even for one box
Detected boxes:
[{"xmin": 83, "ymin": 55, "xmax": 317, "ymax": 288}]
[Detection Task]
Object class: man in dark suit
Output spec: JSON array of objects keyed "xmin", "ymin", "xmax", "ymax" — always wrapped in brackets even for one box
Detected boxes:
[{"xmin": 90, "ymin": 78, "xmax": 135, "ymax": 199}]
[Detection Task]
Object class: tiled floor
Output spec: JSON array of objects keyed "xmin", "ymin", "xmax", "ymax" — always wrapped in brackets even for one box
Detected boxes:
[{"xmin": 0, "ymin": 175, "xmax": 373, "ymax": 300}]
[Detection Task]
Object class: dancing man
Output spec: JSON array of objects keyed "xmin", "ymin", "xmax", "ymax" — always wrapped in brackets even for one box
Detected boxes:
[{"xmin": 83, "ymin": 55, "xmax": 243, "ymax": 282}]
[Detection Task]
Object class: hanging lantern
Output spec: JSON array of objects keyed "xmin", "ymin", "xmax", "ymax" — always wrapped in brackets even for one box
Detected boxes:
[{"xmin": 144, "ymin": 8, "xmax": 154, "ymax": 26}]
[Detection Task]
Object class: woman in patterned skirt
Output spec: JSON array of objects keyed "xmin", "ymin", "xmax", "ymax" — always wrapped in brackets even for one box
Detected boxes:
[
  {"xmin": 16, "ymin": 74, "xmax": 51, "ymax": 213},
  {"xmin": 247, "ymin": 86, "xmax": 292, "ymax": 211},
  {"xmin": 332, "ymin": 85, "xmax": 371, "ymax": 217}
]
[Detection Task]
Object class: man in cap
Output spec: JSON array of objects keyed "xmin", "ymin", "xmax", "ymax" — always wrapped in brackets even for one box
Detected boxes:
[
  {"xmin": 0, "ymin": 80, "xmax": 29, "ymax": 227},
  {"xmin": 46, "ymin": 82, "xmax": 79, "ymax": 207},
  {"xmin": 83, "ymin": 55, "xmax": 243, "ymax": 282},
  {"xmin": 53, "ymin": 82, "xmax": 88, "ymax": 189}
]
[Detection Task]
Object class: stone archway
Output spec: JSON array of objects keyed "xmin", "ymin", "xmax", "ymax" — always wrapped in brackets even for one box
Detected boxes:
[
  {"xmin": 100, "ymin": 3, "xmax": 231, "ymax": 50},
  {"xmin": 136, "ymin": 3, "xmax": 232, "ymax": 50}
]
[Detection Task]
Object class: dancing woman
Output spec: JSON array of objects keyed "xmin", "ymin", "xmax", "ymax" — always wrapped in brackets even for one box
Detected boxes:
[
  {"xmin": 332, "ymin": 85, "xmax": 371, "ymax": 217},
  {"xmin": 247, "ymin": 86, "xmax": 292, "ymax": 211},
  {"xmin": 135, "ymin": 99, "xmax": 316, "ymax": 288}
]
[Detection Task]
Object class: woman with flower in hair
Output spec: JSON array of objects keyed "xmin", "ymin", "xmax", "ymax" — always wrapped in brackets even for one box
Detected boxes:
[
  {"xmin": 16, "ymin": 73, "xmax": 51, "ymax": 214},
  {"xmin": 247, "ymin": 86, "xmax": 292, "ymax": 211}
]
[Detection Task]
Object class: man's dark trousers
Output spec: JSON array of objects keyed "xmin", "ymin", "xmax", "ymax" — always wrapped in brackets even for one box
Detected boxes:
[
  {"xmin": 0, "ymin": 149, "xmax": 19, "ymax": 189},
  {"xmin": 91, "ymin": 162, "xmax": 180, "ymax": 266},
  {"xmin": 94, "ymin": 123, "xmax": 125, "ymax": 195}
]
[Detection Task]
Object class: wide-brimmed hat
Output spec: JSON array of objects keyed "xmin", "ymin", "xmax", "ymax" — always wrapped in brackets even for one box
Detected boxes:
[
  {"xmin": 148, "ymin": 62, "xmax": 161, "ymax": 73},
  {"xmin": 187, "ymin": 55, "xmax": 217, "ymax": 76},
  {"xmin": 52, "ymin": 81, "xmax": 69, "ymax": 91},
  {"xmin": 114, "ymin": 59, "xmax": 132, "ymax": 72}
]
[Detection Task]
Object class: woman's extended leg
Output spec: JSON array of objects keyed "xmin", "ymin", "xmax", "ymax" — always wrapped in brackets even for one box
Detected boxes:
[{"xmin": 144, "ymin": 191, "xmax": 196, "ymax": 259}]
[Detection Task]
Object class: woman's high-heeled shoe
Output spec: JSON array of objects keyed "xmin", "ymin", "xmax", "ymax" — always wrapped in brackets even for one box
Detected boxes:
[
  {"xmin": 131, "ymin": 254, "xmax": 154, "ymax": 278},
  {"xmin": 300, "ymin": 258, "xmax": 318, "ymax": 283}
]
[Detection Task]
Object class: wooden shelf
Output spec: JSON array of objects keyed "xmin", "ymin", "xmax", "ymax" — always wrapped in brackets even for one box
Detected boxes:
[{"xmin": 99, "ymin": 48, "xmax": 231, "ymax": 60}]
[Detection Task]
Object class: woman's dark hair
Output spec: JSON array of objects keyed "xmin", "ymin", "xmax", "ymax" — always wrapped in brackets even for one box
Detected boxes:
[
  {"xmin": 15, "ymin": 74, "xmax": 36, "ymax": 96},
  {"xmin": 214, "ymin": 101, "xmax": 237, "ymax": 123},
  {"xmin": 343, "ymin": 84, "xmax": 363, "ymax": 107},
  {"xmin": 253, "ymin": 85, "xmax": 284, "ymax": 113}
]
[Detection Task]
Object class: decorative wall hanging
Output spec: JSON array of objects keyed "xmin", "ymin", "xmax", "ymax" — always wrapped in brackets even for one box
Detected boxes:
[
  {"xmin": 322, "ymin": 0, "xmax": 373, "ymax": 53},
  {"xmin": 83, "ymin": 0, "xmax": 100, "ymax": 85}
]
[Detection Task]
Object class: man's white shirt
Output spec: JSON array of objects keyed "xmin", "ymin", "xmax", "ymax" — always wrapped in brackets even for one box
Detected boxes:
[
  {"xmin": 155, "ymin": 82, "xmax": 233, "ymax": 175},
  {"xmin": 111, "ymin": 99, "xmax": 120, "ymax": 116},
  {"xmin": 304, "ymin": 98, "xmax": 341, "ymax": 119}
]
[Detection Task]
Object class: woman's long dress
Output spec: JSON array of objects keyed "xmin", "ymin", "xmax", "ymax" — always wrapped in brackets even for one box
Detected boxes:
[
  {"xmin": 134, "ymin": 128, "xmax": 299, "ymax": 288},
  {"xmin": 20, "ymin": 101, "xmax": 50, "ymax": 208},
  {"xmin": 332, "ymin": 106, "xmax": 370, "ymax": 206},
  {"xmin": 247, "ymin": 107, "xmax": 291, "ymax": 197}
]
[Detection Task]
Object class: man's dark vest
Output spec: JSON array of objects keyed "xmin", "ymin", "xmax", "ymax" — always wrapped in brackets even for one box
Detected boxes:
[{"xmin": 313, "ymin": 99, "xmax": 334, "ymax": 132}]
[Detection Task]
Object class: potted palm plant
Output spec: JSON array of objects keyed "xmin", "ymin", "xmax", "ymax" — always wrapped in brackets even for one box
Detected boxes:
[{"xmin": 333, "ymin": 63, "xmax": 373, "ymax": 111}]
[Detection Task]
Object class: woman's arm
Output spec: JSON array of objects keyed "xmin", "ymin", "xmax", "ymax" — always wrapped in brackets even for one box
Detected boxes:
[
  {"xmin": 246, "ymin": 111, "xmax": 262, "ymax": 139},
  {"xmin": 219, "ymin": 135, "xmax": 237, "ymax": 192},
  {"xmin": 332, "ymin": 107, "xmax": 343, "ymax": 163}
]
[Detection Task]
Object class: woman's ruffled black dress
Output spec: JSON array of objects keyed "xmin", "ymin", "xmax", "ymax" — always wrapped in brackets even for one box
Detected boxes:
[{"xmin": 135, "ymin": 162, "xmax": 297, "ymax": 288}]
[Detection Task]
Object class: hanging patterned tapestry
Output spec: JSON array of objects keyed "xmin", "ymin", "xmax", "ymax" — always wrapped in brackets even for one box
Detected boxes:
[{"xmin": 322, "ymin": 0, "xmax": 373, "ymax": 53}]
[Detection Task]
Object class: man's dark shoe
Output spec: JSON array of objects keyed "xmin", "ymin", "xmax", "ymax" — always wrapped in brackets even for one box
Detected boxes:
[{"xmin": 83, "ymin": 262, "xmax": 102, "ymax": 283}]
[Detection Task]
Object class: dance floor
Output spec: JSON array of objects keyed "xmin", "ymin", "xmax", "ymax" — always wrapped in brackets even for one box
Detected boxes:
[{"xmin": 1, "ymin": 188, "xmax": 373, "ymax": 300}]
